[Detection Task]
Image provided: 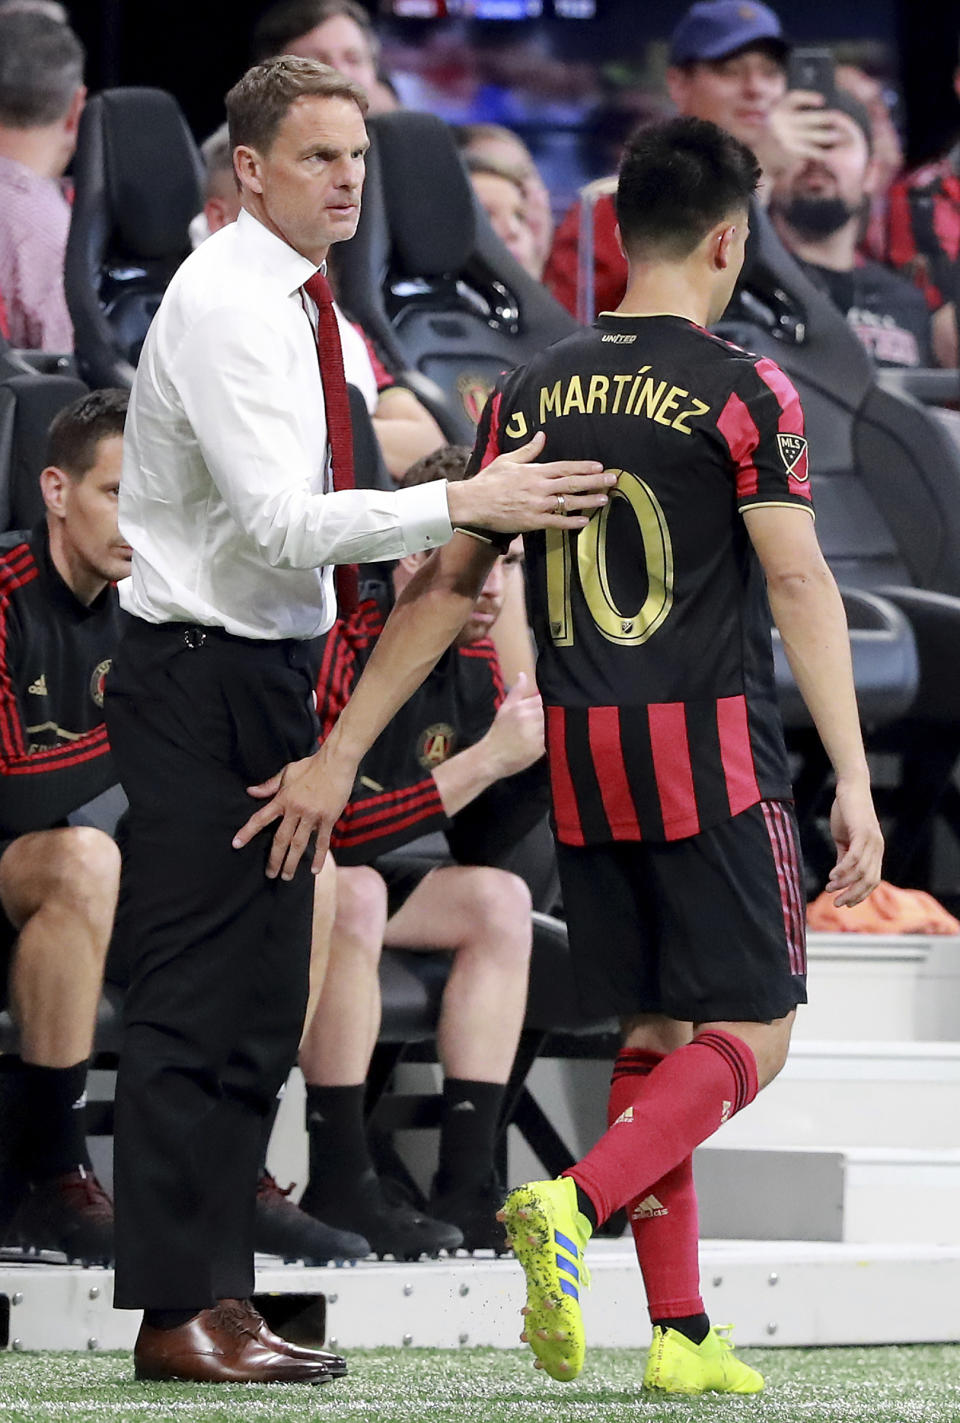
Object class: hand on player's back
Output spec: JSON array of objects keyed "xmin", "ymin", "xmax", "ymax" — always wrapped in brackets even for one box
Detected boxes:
[
  {"xmin": 446, "ymin": 431, "xmax": 615, "ymax": 533},
  {"xmin": 483, "ymin": 671, "xmax": 545, "ymax": 778},
  {"xmin": 826, "ymin": 778, "xmax": 884, "ymax": 907}
]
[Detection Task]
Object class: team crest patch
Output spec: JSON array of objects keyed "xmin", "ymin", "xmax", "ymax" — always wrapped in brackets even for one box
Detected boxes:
[
  {"xmin": 90, "ymin": 659, "xmax": 111, "ymax": 708},
  {"xmin": 418, "ymin": 722, "xmax": 456, "ymax": 769},
  {"xmin": 613, "ymin": 1106, "xmax": 634, "ymax": 1125},
  {"xmin": 777, "ymin": 433, "xmax": 809, "ymax": 482},
  {"xmin": 457, "ymin": 373, "xmax": 494, "ymax": 426}
]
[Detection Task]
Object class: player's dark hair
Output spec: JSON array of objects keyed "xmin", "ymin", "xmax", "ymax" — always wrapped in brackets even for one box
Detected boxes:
[
  {"xmin": 616, "ymin": 116, "xmax": 760, "ymax": 261},
  {"xmin": 47, "ymin": 389, "xmax": 127, "ymax": 480},
  {"xmin": 400, "ymin": 445, "xmax": 473, "ymax": 489},
  {"xmin": 251, "ymin": 0, "xmax": 379, "ymax": 64},
  {"xmin": 227, "ymin": 55, "xmax": 367, "ymax": 157}
]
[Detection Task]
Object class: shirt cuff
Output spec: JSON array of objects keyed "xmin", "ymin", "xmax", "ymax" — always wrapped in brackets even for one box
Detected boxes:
[{"xmin": 397, "ymin": 479, "xmax": 454, "ymax": 555}]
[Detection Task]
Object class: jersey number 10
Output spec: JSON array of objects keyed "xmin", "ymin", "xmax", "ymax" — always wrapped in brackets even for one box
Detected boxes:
[{"xmin": 546, "ymin": 468, "xmax": 674, "ymax": 647}]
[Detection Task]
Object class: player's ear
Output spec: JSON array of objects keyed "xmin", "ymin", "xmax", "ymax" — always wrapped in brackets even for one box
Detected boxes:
[
  {"xmin": 714, "ymin": 222, "xmax": 738, "ymax": 271},
  {"xmin": 614, "ymin": 222, "xmax": 626, "ymax": 261},
  {"xmin": 397, "ymin": 551, "xmax": 427, "ymax": 577},
  {"xmin": 39, "ymin": 464, "xmax": 71, "ymax": 518}
]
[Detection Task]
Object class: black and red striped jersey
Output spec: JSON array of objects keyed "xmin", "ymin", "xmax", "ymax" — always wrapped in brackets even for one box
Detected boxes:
[
  {"xmin": 316, "ymin": 586, "xmax": 549, "ymax": 865},
  {"xmin": 0, "ymin": 522, "xmax": 119, "ymax": 836},
  {"xmin": 470, "ymin": 312, "xmax": 813, "ymax": 846}
]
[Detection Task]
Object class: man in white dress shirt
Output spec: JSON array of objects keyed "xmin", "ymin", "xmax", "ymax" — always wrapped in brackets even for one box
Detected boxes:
[{"xmin": 105, "ymin": 56, "xmax": 612, "ymax": 1386}]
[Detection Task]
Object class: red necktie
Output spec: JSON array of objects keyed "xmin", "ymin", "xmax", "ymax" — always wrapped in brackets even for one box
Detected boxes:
[{"xmin": 303, "ymin": 270, "xmax": 359, "ymax": 617}]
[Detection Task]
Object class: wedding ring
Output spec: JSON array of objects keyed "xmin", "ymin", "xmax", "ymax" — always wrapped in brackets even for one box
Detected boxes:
[{"xmin": 554, "ymin": 493, "xmax": 566, "ymax": 517}]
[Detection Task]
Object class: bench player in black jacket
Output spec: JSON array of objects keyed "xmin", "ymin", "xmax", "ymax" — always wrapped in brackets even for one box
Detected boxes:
[
  {"xmin": 293, "ymin": 116, "xmax": 882, "ymax": 1394},
  {"xmin": 0, "ymin": 389, "xmax": 129, "ymax": 1263}
]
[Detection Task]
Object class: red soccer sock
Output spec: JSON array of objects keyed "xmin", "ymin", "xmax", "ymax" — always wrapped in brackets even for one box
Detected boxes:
[
  {"xmin": 565, "ymin": 1029, "xmax": 758, "ymax": 1228},
  {"xmin": 606, "ymin": 1048, "xmax": 703, "ymax": 1321}
]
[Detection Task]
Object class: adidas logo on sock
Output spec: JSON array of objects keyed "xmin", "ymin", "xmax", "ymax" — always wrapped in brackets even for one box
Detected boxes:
[
  {"xmin": 631, "ymin": 1194, "xmax": 668, "ymax": 1220},
  {"xmin": 451, "ymin": 1100, "xmax": 476, "ymax": 1113},
  {"xmin": 71, "ymin": 1091, "xmax": 87, "ymax": 1112},
  {"xmin": 720, "ymin": 1100, "xmax": 732, "ymax": 1124},
  {"xmin": 613, "ymin": 1106, "xmax": 635, "ymax": 1125}
]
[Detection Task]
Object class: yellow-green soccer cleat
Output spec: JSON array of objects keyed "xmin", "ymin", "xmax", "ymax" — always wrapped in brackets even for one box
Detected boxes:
[
  {"xmin": 643, "ymin": 1323, "xmax": 764, "ymax": 1395},
  {"xmin": 497, "ymin": 1177, "xmax": 592, "ymax": 1381}
]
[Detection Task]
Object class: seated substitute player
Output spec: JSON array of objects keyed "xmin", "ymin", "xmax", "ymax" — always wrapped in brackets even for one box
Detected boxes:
[
  {"xmin": 0, "ymin": 388, "xmax": 129, "ymax": 1263},
  {"xmin": 262, "ymin": 445, "xmax": 549, "ymax": 1259},
  {"xmin": 280, "ymin": 116, "xmax": 884, "ymax": 1393},
  {"xmin": 486, "ymin": 118, "xmax": 883, "ymax": 1394}
]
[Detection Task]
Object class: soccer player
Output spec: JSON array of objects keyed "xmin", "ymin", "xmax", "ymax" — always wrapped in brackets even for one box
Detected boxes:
[
  {"xmin": 486, "ymin": 116, "xmax": 883, "ymax": 1394},
  {"xmin": 266, "ymin": 115, "xmax": 880, "ymax": 1394}
]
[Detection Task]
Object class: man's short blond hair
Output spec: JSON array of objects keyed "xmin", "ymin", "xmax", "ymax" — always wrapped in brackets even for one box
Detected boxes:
[{"xmin": 226, "ymin": 55, "xmax": 367, "ymax": 156}]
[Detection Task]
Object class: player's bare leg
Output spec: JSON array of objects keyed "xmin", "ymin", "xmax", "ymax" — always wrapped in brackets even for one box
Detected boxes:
[
  {"xmin": 0, "ymin": 827, "xmax": 118, "ymax": 1262},
  {"xmin": 384, "ymin": 865, "xmax": 532, "ymax": 1247},
  {"xmin": 257, "ymin": 865, "xmax": 378, "ymax": 1269},
  {"xmin": 296, "ymin": 866, "xmax": 461, "ymax": 1259}
]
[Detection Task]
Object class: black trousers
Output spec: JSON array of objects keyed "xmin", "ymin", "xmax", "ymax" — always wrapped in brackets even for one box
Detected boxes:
[{"xmin": 104, "ymin": 617, "xmax": 320, "ymax": 1310}]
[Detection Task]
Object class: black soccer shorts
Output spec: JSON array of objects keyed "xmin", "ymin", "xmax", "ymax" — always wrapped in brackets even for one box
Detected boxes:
[{"xmin": 556, "ymin": 799, "xmax": 807, "ymax": 1024}]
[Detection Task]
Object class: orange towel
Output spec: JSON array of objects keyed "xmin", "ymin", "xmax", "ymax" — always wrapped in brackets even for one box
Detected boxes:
[{"xmin": 806, "ymin": 881, "xmax": 960, "ymax": 935}]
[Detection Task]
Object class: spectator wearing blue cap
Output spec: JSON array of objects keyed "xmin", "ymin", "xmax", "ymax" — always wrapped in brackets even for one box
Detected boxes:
[{"xmin": 545, "ymin": 0, "xmax": 845, "ymax": 318}]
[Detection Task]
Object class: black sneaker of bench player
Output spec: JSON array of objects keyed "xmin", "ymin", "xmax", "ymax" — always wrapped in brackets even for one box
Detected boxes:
[
  {"xmin": 429, "ymin": 1173, "xmax": 511, "ymax": 1254},
  {"xmin": 15, "ymin": 1166, "xmax": 114, "ymax": 1265},
  {"xmin": 300, "ymin": 1169, "xmax": 463, "ymax": 1261},
  {"xmin": 255, "ymin": 1172, "xmax": 370, "ymax": 1265}
]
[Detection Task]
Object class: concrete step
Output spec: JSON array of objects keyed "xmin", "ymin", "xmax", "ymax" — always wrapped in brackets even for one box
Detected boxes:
[
  {"xmin": 4, "ymin": 1239, "xmax": 960, "ymax": 1351},
  {"xmin": 799, "ymin": 932, "xmax": 960, "ymax": 1042},
  {"xmin": 713, "ymin": 1040, "xmax": 960, "ymax": 1151},
  {"xmin": 696, "ymin": 1144, "xmax": 960, "ymax": 1245}
]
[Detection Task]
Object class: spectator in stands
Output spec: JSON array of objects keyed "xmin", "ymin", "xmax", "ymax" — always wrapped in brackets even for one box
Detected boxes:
[
  {"xmin": 464, "ymin": 154, "xmax": 540, "ymax": 279},
  {"xmin": 0, "ymin": 9, "xmax": 84, "ymax": 352},
  {"xmin": 887, "ymin": 60, "xmax": 960, "ymax": 368},
  {"xmin": 455, "ymin": 123, "xmax": 554, "ymax": 277},
  {"xmin": 191, "ymin": 120, "xmax": 444, "ymax": 480},
  {"xmin": 273, "ymin": 445, "xmax": 549, "ymax": 1258},
  {"xmin": 769, "ymin": 95, "xmax": 934, "ymax": 368},
  {"xmin": 0, "ymin": 389, "xmax": 129, "ymax": 1265},
  {"xmin": 252, "ymin": 0, "xmax": 398, "ymax": 115},
  {"xmin": 545, "ymin": 0, "xmax": 844, "ymax": 319}
]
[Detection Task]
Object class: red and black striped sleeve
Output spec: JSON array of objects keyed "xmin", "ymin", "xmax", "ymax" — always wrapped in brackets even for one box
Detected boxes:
[
  {"xmin": 716, "ymin": 357, "xmax": 814, "ymax": 517},
  {"xmin": 329, "ymin": 774, "xmax": 448, "ymax": 864},
  {"xmin": 321, "ymin": 598, "xmax": 450, "ymax": 864},
  {"xmin": 0, "ymin": 548, "xmax": 115, "ymax": 835},
  {"xmin": 315, "ymin": 598, "xmax": 384, "ymax": 743},
  {"xmin": 459, "ymin": 381, "xmax": 514, "ymax": 554}
]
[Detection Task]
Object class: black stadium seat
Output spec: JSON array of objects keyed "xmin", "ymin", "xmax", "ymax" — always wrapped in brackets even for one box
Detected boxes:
[
  {"xmin": 718, "ymin": 202, "xmax": 960, "ymax": 885},
  {"xmin": 64, "ymin": 88, "xmax": 203, "ymax": 390},
  {"xmin": 0, "ymin": 373, "xmax": 88, "ymax": 533},
  {"xmin": 334, "ymin": 109, "xmax": 578, "ymax": 444}
]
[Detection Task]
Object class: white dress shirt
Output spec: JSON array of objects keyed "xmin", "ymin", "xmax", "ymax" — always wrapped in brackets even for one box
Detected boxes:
[{"xmin": 120, "ymin": 207, "xmax": 452, "ymax": 640}]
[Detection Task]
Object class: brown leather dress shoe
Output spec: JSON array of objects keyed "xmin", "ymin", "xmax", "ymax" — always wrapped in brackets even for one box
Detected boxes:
[
  {"xmin": 133, "ymin": 1299, "xmax": 333, "ymax": 1383},
  {"xmin": 231, "ymin": 1298, "xmax": 348, "ymax": 1377}
]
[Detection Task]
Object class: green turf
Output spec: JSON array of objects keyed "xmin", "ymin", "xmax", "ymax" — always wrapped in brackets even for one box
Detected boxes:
[{"xmin": 1, "ymin": 1345, "xmax": 959, "ymax": 1422}]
